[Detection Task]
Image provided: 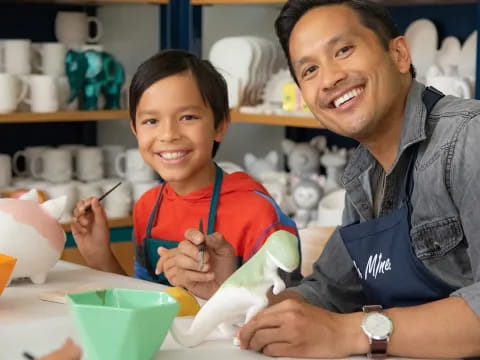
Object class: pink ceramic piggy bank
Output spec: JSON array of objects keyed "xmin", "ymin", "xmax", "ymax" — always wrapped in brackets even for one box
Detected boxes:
[{"xmin": 0, "ymin": 189, "xmax": 67, "ymax": 284}]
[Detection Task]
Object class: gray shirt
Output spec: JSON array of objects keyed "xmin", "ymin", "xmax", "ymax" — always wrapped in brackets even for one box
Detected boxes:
[{"xmin": 291, "ymin": 81, "xmax": 480, "ymax": 317}]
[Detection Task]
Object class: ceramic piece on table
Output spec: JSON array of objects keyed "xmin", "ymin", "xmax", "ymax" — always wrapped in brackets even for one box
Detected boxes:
[
  {"xmin": 170, "ymin": 229, "xmax": 299, "ymax": 347},
  {"xmin": 0, "ymin": 189, "xmax": 66, "ymax": 284},
  {"xmin": 216, "ymin": 161, "xmax": 244, "ymax": 174},
  {"xmin": 459, "ymin": 30, "xmax": 477, "ymax": 85},
  {"xmin": 291, "ymin": 177, "xmax": 323, "ymax": 229},
  {"xmin": 244, "ymin": 150, "xmax": 279, "ymax": 180},
  {"xmin": 282, "ymin": 135, "xmax": 327, "ymax": 178},
  {"xmin": 436, "ymin": 36, "xmax": 461, "ymax": 70},
  {"xmin": 67, "ymin": 288, "xmax": 179, "ymax": 360},
  {"xmin": 405, "ymin": 18, "xmax": 438, "ymax": 82},
  {"xmin": 321, "ymin": 147, "xmax": 348, "ymax": 193},
  {"xmin": 0, "ymin": 253, "xmax": 17, "ymax": 295},
  {"xmin": 317, "ymin": 188, "xmax": 346, "ymax": 226}
]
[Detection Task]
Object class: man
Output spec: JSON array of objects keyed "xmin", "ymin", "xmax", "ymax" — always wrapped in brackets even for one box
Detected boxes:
[{"xmin": 163, "ymin": 0, "xmax": 480, "ymax": 358}]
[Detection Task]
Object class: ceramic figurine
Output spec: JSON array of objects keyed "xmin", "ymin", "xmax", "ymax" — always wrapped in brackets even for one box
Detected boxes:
[
  {"xmin": 320, "ymin": 147, "xmax": 348, "ymax": 194},
  {"xmin": 0, "ymin": 189, "xmax": 67, "ymax": 284},
  {"xmin": 260, "ymin": 171, "xmax": 292, "ymax": 215},
  {"xmin": 291, "ymin": 177, "xmax": 323, "ymax": 229},
  {"xmin": 281, "ymin": 136, "xmax": 327, "ymax": 179},
  {"xmin": 66, "ymin": 49, "xmax": 125, "ymax": 110},
  {"xmin": 244, "ymin": 150, "xmax": 279, "ymax": 180},
  {"xmin": 170, "ymin": 229, "xmax": 300, "ymax": 347}
]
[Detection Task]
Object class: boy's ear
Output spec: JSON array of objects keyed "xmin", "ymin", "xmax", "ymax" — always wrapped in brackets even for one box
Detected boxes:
[
  {"xmin": 130, "ymin": 121, "xmax": 137, "ymax": 136},
  {"xmin": 214, "ymin": 117, "xmax": 230, "ymax": 142}
]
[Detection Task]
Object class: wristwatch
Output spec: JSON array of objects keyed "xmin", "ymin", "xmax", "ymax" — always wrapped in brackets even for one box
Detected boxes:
[{"xmin": 361, "ymin": 305, "xmax": 393, "ymax": 359}]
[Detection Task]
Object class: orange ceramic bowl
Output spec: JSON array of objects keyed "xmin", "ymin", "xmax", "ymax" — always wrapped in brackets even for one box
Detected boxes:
[{"xmin": 0, "ymin": 254, "xmax": 17, "ymax": 296}]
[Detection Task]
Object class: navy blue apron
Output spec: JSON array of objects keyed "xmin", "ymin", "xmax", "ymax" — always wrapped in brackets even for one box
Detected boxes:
[
  {"xmin": 143, "ymin": 164, "xmax": 223, "ymax": 285},
  {"xmin": 339, "ymin": 87, "xmax": 457, "ymax": 309}
]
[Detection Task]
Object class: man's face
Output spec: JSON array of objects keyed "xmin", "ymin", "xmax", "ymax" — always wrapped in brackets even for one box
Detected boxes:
[{"xmin": 289, "ymin": 5, "xmax": 411, "ymax": 142}]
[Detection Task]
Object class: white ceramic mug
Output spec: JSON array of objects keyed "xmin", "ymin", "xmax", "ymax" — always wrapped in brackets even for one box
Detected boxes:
[
  {"xmin": 76, "ymin": 181, "xmax": 102, "ymax": 201},
  {"xmin": 101, "ymin": 181, "xmax": 132, "ymax": 218},
  {"xmin": 0, "ymin": 154, "xmax": 12, "ymax": 188},
  {"xmin": 76, "ymin": 147, "xmax": 104, "ymax": 182},
  {"xmin": 24, "ymin": 75, "xmax": 59, "ymax": 113},
  {"xmin": 32, "ymin": 42, "xmax": 66, "ymax": 77},
  {"xmin": 132, "ymin": 181, "xmax": 160, "ymax": 202},
  {"xmin": 30, "ymin": 148, "xmax": 73, "ymax": 183},
  {"xmin": 115, "ymin": 149, "xmax": 156, "ymax": 182},
  {"xmin": 102, "ymin": 145, "xmax": 125, "ymax": 178},
  {"xmin": 43, "ymin": 182, "xmax": 77, "ymax": 223},
  {"xmin": 0, "ymin": 73, "xmax": 28, "ymax": 114},
  {"xmin": 426, "ymin": 75, "xmax": 472, "ymax": 99},
  {"xmin": 12, "ymin": 146, "xmax": 52, "ymax": 177},
  {"xmin": 0, "ymin": 39, "xmax": 31, "ymax": 75},
  {"xmin": 55, "ymin": 12, "xmax": 103, "ymax": 49}
]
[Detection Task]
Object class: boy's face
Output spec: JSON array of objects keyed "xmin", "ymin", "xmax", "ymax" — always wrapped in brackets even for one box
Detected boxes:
[
  {"xmin": 289, "ymin": 5, "xmax": 411, "ymax": 143},
  {"xmin": 132, "ymin": 71, "xmax": 228, "ymax": 194}
]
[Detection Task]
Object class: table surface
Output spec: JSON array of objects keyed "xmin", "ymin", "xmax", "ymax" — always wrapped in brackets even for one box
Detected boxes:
[{"xmin": 0, "ymin": 261, "xmax": 448, "ymax": 360}]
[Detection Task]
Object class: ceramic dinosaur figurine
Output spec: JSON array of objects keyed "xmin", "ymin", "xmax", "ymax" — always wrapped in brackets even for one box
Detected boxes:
[{"xmin": 170, "ymin": 229, "xmax": 300, "ymax": 347}]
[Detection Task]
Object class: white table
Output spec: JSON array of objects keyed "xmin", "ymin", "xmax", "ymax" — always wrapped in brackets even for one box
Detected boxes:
[{"xmin": 0, "ymin": 261, "xmax": 433, "ymax": 360}]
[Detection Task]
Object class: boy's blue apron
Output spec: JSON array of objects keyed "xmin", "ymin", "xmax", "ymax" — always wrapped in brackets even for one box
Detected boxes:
[
  {"xmin": 142, "ymin": 164, "xmax": 223, "ymax": 285},
  {"xmin": 339, "ymin": 87, "xmax": 457, "ymax": 309}
]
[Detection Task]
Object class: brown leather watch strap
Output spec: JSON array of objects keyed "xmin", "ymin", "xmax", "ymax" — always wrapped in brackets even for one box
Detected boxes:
[
  {"xmin": 369, "ymin": 339, "xmax": 388, "ymax": 359},
  {"xmin": 363, "ymin": 305, "xmax": 388, "ymax": 359}
]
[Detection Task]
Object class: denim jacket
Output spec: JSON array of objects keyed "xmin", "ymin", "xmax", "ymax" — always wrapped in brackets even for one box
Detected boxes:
[{"xmin": 292, "ymin": 81, "xmax": 480, "ymax": 316}]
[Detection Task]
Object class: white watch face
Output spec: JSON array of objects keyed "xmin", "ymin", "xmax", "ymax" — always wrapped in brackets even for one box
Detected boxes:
[{"xmin": 362, "ymin": 312, "xmax": 392, "ymax": 340}]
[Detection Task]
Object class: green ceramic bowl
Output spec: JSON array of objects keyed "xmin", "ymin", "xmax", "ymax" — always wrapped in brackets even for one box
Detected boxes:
[{"xmin": 67, "ymin": 288, "xmax": 179, "ymax": 360}]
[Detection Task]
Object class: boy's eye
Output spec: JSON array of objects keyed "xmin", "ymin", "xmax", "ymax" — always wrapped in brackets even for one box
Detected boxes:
[
  {"xmin": 336, "ymin": 45, "xmax": 353, "ymax": 57},
  {"xmin": 142, "ymin": 118, "xmax": 157, "ymax": 125},
  {"xmin": 181, "ymin": 114, "xmax": 197, "ymax": 121}
]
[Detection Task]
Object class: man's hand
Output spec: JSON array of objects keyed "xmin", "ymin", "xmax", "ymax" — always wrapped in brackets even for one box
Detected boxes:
[
  {"xmin": 238, "ymin": 298, "xmax": 362, "ymax": 358},
  {"xmin": 156, "ymin": 229, "xmax": 237, "ymax": 299}
]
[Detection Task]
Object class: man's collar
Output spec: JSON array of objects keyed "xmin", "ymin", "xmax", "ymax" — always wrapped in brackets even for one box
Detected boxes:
[{"xmin": 342, "ymin": 80, "xmax": 428, "ymax": 185}]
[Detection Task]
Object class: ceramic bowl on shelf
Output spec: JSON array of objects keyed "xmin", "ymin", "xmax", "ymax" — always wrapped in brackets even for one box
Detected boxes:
[
  {"xmin": 0, "ymin": 253, "xmax": 17, "ymax": 295},
  {"xmin": 67, "ymin": 288, "xmax": 179, "ymax": 360}
]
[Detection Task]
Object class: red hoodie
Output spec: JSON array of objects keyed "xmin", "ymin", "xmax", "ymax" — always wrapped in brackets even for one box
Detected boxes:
[{"xmin": 133, "ymin": 171, "xmax": 297, "ymax": 262}]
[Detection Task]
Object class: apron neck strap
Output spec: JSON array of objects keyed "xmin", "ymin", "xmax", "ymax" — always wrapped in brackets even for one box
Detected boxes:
[
  {"xmin": 404, "ymin": 86, "xmax": 445, "ymax": 199},
  {"xmin": 146, "ymin": 184, "xmax": 165, "ymax": 238},
  {"xmin": 207, "ymin": 163, "xmax": 223, "ymax": 234}
]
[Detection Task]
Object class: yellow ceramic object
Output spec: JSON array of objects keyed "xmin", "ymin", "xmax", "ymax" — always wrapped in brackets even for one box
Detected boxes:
[
  {"xmin": 163, "ymin": 287, "xmax": 201, "ymax": 317},
  {"xmin": 0, "ymin": 253, "xmax": 17, "ymax": 295}
]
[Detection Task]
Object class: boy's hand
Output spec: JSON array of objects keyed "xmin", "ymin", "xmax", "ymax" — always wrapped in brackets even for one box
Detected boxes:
[
  {"xmin": 38, "ymin": 338, "xmax": 82, "ymax": 360},
  {"xmin": 156, "ymin": 230, "xmax": 237, "ymax": 299},
  {"xmin": 71, "ymin": 197, "xmax": 112, "ymax": 270}
]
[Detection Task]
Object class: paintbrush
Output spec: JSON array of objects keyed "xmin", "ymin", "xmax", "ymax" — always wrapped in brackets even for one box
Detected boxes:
[
  {"xmin": 84, "ymin": 181, "xmax": 122, "ymax": 213},
  {"xmin": 198, "ymin": 218, "xmax": 206, "ymax": 270}
]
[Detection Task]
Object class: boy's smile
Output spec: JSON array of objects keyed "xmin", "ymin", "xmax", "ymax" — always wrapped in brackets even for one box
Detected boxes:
[{"xmin": 133, "ymin": 71, "xmax": 228, "ymax": 195}]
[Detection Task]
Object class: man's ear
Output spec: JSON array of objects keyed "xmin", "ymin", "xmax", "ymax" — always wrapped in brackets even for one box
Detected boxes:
[
  {"xmin": 214, "ymin": 117, "xmax": 230, "ymax": 142},
  {"xmin": 130, "ymin": 121, "xmax": 137, "ymax": 136},
  {"xmin": 389, "ymin": 36, "xmax": 412, "ymax": 75}
]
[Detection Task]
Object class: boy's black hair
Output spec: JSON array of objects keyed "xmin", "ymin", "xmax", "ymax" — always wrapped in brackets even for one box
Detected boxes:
[
  {"xmin": 129, "ymin": 49, "xmax": 230, "ymax": 157},
  {"xmin": 274, "ymin": 0, "xmax": 416, "ymax": 83}
]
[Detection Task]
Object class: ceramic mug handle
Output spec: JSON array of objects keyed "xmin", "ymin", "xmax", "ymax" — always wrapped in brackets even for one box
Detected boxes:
[
  {"xmin": 12, "ymin": 150, "xmax": 27, "ymax": 176},
  {"xmin": 114, "ymin": 152, "xmax": 127, "ymax": 179},
  {"xmin": 86, "ymin": 17, "xmax": 103, "ymax": 43}
]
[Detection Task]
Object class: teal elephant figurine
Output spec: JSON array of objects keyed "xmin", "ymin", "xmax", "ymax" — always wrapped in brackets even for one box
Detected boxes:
[{"xmin": 65, "ymin": 50, "xmax": 125, "ymax": 111}]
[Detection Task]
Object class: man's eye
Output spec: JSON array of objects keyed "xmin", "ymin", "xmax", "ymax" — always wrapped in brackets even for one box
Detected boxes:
[
  {"xmin": 302, "ymin": 65, "xmax": 318, "ymax": 79},
  {"xmin": 336, "ymin": 46, "xmax": 353, "ymax": 57}
]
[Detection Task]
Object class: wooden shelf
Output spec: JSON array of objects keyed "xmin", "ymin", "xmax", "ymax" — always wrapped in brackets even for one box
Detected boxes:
[
  {"xmin": 192, "ymin": 0, "xmax": 474, "ymax": 4},
  {"xmin": 230, "ymin": 110, "xmax": 322, "ymax": 128},
  {"xmin": 0, "ymin": 110, "xmax": 129, "ymax": 124},
  {"xmin": 62, "ymin": 216, "xmax": 132, "ymax": 232},
  {"xmin": 8, "ymin": 0, "xmax": 168, "ymax": 4}
]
